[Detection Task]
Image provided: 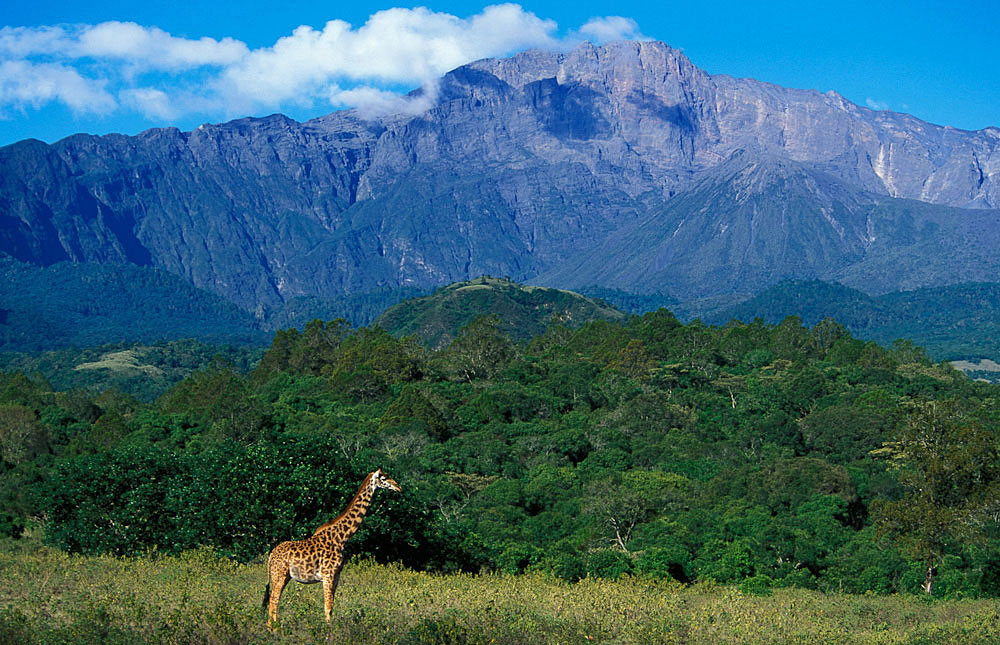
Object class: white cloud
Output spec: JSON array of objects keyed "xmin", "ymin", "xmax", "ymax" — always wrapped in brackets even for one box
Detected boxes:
[
  {"xmin": 329, "ymin": 83, "xmax": 438, "ymax": 119},
  {"xmin": 0, "ymin": 25, "xmax": 70, "ymax": 59},
  {"xmin": 119, "ymin": 87, "xmax": 177, "ymax": 120},
  {"xmin": 0, "ymin": 22, "xmax": 246, "ymax": 70},
  {"xmin": 866, "ymin": 97, "xmax": 890, "ymax": 111},
  {"xmin": 218, "ymin": 5, "xmax": 560, "ymax": 110},
  {"xmin": 0, "ymin": 59, "xmax": 116, "ymax": 115},
  {"xmin": 1, "ymin": 5, "xmax": 648, "ymax": 127},
  {"xmin": 577, "ymin": 16, "xmax": 647, "ymax": 43},
  {"xmin": 77, "ymin": 22, "xmax": 249, "ymax": 70}
]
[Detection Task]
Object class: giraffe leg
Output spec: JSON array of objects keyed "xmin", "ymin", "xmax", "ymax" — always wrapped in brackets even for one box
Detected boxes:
[
  {"xmin": 322, "ymin": 578, "xmax": 334, "ymax": 622},
  {"xmin": 322, "ymin": 561, "xmax": 344, "ymax": 622},
  {"xmin": 267, "ymin": 570, "xmax": 290, "ymax": 631}
]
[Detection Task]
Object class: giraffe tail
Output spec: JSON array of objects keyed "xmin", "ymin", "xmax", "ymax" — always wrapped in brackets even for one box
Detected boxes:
[{"xmin": 261, "ymin": 583, "xmax": 271, "ymax": 613}]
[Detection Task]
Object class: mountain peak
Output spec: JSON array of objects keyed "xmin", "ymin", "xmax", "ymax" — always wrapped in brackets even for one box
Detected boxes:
[{"xmin": 466, "ymin": 40, "xmax": 703, "ymax": 96}]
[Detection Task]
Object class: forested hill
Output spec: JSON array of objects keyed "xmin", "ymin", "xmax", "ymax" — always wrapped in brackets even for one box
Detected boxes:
[
  {"xmin": 0, "ymin": 257, "xmax": 429, "ymax": 354},
  {"xmin": 376, "ymin": 276, "xmax": 626, "ymax": 348},
  {"xmin": 0, "ymin": 277, "xmax": 628, "ymax": 401},
  {"xmin": 0, "ymin": 259, "xmax": 268, "ymax": 352},
  {"xmin": 708, "ymin": 280, "xmax": 1000, "ymax": 366},
  {"xmin": 3, "ymin": 308, "xmax": 999, "ymax": 598}
]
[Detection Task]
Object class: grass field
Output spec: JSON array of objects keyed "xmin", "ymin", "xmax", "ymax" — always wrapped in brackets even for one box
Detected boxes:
[
  {"xmin": 73, "ymin": 349, "xmax": 165, "ymax": 377},
  {"xmin": 1, "ymin": 546, "xmax": 999, "ymax": 644}
]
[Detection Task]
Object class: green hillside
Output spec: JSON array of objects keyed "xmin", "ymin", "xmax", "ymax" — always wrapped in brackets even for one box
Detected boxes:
[
  {"xmin": 709, "ymin": 280, "xmax": 1000, "ymax": 368},
  {"xmin": 0, "ymin": 259, "xmax": 268, "ymax": 352},
  {"xmin": 0, "ymin": 340, "xmax": 264, "ymax": 402},
  {"xmin": 0, "ymin": 258, "xmax": 432, "ymax": 354},
  {"xmin": 376, "ymin": 276, "xmax": 627, "ymax": 348}
]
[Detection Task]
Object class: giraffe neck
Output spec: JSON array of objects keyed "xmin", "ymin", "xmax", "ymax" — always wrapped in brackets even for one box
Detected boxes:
[
  {"xmin": 314, "ymin": 472, "xmax": 376, "ymax": 536},
  {"xmin": 341, "ymin": 476, "xmax": 375, "ymax": 532}
]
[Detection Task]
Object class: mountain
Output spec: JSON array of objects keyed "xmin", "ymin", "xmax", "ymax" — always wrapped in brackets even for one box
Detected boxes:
[
  {"xmin": 375, "ymin": 276, "xmax": 626, "ymax": 348},
  {"xmin": 2, "ymin": 40, "xmax": 999, "ymax": 347}
]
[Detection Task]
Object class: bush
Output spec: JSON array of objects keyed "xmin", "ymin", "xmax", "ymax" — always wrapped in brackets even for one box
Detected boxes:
[
  {"xmin": 740, "ymin": 574, "xmax": 774, "ymax": 596},
  {"xmin": 979, "ymin": 555, "xmax": 1000, "ymax": 596},
  {"xmin": 536, "ymin": 552, "xmax": 586, "ymax": 582},
  {"xmin": 585, "ymin": 549, "xmax": 632, "ymax": 580},
  {"xmin": 40, "ymin": 436, "xmax": 470, "ymax": 569},
  {"xmin": 0, "ymin": 512, "xmax": 25, "ymax": 539},
  {"xmin": 635, "ymin": 545, "xmax": 691, "ymax": 582}
]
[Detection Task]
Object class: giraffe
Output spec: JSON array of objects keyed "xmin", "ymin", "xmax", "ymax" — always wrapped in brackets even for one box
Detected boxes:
[{"xmin": 262, "ymin": 468, "xmax": 401, "ymax": 630}]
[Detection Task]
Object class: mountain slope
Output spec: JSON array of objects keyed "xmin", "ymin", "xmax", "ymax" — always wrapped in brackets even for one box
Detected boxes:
[
  {"xmin": 535, "ymin": 151, "xmax": 1000, "ymax": 301},
  {"xmin": 0, "ymin": 259, "xmax": 268, "ymax": 351}
]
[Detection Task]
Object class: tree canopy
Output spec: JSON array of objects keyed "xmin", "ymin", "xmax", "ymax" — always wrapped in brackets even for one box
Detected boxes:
[{"xmin": 2, "ymin": 310, "xmax": 999, "ymax": 597}]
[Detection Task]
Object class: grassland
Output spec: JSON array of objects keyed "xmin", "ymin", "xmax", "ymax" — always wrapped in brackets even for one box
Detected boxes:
[
  {"xmin": 1, "ymin": 546, "xmax": 999, "ymax": 644},
  {"xmin": 74, "ymin": 349, "xmax": 165, "ymax": 377}
]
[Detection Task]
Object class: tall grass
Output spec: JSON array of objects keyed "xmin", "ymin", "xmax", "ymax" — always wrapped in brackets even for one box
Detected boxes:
[{"xmin": 1, "ymin": 546, "xmax": 998, "ymax": 644}]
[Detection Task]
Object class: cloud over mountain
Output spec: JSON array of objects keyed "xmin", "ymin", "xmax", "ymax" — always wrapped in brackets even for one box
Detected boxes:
[{"xmin": 0, "ymin": 5, "xmax": 639, "ymax": 124}]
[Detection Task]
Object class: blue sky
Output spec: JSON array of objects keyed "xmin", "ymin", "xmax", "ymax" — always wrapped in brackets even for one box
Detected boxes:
[{"xmin": 2, "ymin": 1, "xmax": 996, "ymax": 147}]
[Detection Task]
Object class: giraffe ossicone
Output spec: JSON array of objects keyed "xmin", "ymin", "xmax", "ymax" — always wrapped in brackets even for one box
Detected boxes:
[{"xmin": 262, "ymin": 468, "xmax": 401, "ymax": 629}]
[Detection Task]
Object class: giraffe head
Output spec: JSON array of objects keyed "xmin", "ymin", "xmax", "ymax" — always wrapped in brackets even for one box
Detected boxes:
[{"xmin": 370, "ymin": 468, "xmax": 402, "ymax": 493}]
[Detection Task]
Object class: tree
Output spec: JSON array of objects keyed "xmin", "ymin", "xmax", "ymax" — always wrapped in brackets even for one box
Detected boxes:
[
  {"xmin": 379, "ymin": 385, "xmax": 450, "ymax": 440},
  {"xmin": 251, "ymin": 328, "xmax": 300, "ymax": 382},
  {"xmin": 809, "ymin": 318, "xmax": 850, "ymax": 356},
  {"xmin": 769, "ymin": 316, "xmax": 811, "ymax": 361},
  {"xmin": 799, "ymin": 404, "xmax": 890, "ymax": 463},
  {"xmin": 0, "ymin": 405, "xmax": 49, "ymax": 465},
  {"xmin": 871, "ymin": 398, "xmax": 1000, "ymax": 595},
  {"xmin": 627, "ymin": 308, "xmax": 682, "ymax": 360},
  {"xmin": 584, "ymin": 470, "xmax": 692, "ymax": 552},
  {"xmin": 332, "ymin": 327, "xmax": 424, "ymax": 386},
  {"xmin": 289, "ymin": 319, "xmax": 351, "ymax": 375},
  {"xmin": 157, "ymin": 359, "xmax": 268, "ymax": 442},
  {"xmin": 608, "ymin": 339, "xmax": 656, "ymax": 380},
  {"xmin": 438, "ymin": 315, "xmax": 516, "ymax": 382}
]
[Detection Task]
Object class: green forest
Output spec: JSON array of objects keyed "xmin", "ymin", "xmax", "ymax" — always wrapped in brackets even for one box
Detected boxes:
[{"xmin": 2, "ymin": 306, "xmax": 999, "ymax": 600}]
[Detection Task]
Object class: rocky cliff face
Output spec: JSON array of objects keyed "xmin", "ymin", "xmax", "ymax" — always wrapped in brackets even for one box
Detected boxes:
[
  {"xmin": 1, "ymin": 40, "xmax": 998, "ymax": 311},
  {"xmin": 460, "ymin": 41, "xmax": 1000, "ymax": 206},
  {"xmin": 535, "ymin": 149, "xmax": 1000, "ymax": 300}
]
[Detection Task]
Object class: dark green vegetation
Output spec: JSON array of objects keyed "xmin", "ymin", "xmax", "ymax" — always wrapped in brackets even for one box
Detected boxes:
[
  {"xmin": 8, "ymin": 252, "xmax": 1000, "ymax": 388},
  {"xmin": 577, "ymin": 286, "xmax": 678, "ymax": 317},
  {"xmin": 711, "ymin": 279, "xmax": 1000, "ymax": 366},
  {"xmin": 0, "ymin": 258, "xmax": 268, "ymax": 352},
  {"xmin": 0, "ymin": 258, "xmax": 431, "ymax": 354},
  {"xmin": 376, "ymin": 277, "xmax": 626, "ymax": 348},
  {"xmin": 3, "ymin": 298, "xmax": 1000, "ymax": 601},
  {"xmin": 0, "ymin": 278, "xmax": 619, "ymax": 400}
]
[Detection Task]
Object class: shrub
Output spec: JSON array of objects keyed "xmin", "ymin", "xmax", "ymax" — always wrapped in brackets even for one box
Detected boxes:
[{"xmin": 585, "ymin": 549, "xmax": 632, "ymax": 580}]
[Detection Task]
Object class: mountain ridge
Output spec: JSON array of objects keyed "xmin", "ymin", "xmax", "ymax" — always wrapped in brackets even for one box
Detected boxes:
[{"xmin": 1, "ymin": 40, "xmax": 998, "ymax": 343}]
